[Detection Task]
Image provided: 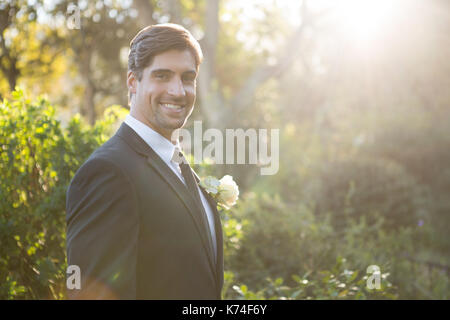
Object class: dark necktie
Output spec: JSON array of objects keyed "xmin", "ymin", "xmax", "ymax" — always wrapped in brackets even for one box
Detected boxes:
[{"xmin": 172, "ymin": 148, "xmax": 216, "ymax": 261}]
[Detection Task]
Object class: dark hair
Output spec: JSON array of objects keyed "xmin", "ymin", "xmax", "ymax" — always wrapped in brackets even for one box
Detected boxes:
[{"xmin": 128, "ymin": 23, "xmax": 203, "ymax": 81}]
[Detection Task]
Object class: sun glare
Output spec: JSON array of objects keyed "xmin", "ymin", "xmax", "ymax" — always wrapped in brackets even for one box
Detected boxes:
[{"xmin": 335, "ymin": 0, "xmax": 398, "ymax": 48}]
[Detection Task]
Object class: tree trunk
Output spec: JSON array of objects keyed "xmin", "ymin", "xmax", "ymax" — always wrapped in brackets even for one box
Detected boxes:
[
  {"xmin": 197, "ymin": 0, "xmax": 223, "ymax": 128},
  {"xmin": 79, "ymin": 48, "xmax": 96, "ymax": 125},
  {"xmin": 7, "ymin": 63, "xmax": 18, "ymax": 92},
  {"xmin": 133, "ymin": 0, "xmax": 156, "ymax": 28},
  {"xmin": 167, "ymin": 0, "xmax": 182, "ymax": 24},
  {"xmin": 83, "ymin": 77, "xmax": 96, "ymax": 125}
]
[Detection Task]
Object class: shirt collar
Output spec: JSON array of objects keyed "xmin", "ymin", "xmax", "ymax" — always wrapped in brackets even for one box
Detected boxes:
[{"xmin": 124, "ymin": 114, "xmax": 181, "ymax": 165}]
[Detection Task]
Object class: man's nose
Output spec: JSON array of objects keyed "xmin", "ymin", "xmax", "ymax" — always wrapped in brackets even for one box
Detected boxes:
[{"xmin": 167, "ymin": 77, "xmax": 186, "ymax": 97}]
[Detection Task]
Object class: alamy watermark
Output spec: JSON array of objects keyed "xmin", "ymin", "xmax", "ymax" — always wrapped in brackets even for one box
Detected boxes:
[
  {"xmin": 66, "ymin": 264, "xmax": 81, "ymax": 290},
  {"xmin": 67, "ymin": 4, "xmax": 81, "ymax": 30},
  {"xmin": 172, "ymin": 121, "xmax": 279, "ymax": 176},
  {"xmin": 366, "ymin": 265, "xmax": 381, "ymax": 290}
]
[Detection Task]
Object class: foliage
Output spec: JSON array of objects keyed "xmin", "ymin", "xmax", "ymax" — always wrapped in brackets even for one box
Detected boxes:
[
  {"xmin": 216, "ymin": 120, "xmax": 449, "ymax": 299},
  {"xmin": 0, "ymin": 89, "xmax": 126, "ymax": 299},
  {"xmin": 228, "ymin": 256, "xmax": 397, "ymax": 300},
  {"xmin": 221, "ymin": 188, "xmax": 448, "ymax": 299}
]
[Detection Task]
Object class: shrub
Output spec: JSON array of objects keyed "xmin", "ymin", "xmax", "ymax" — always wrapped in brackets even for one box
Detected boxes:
[
  {"xmin": 0, "ymin": 89, "xmax": 126, "ymax": 299},
  {"xmin": 228, "ymin": 256, "xmax": 397, "ymax": 300}
]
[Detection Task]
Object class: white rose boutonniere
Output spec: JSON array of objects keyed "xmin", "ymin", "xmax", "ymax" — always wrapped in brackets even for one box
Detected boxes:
[{"xmin": 200, "ymin": 175, "xmax": 239, "ymax": 209}]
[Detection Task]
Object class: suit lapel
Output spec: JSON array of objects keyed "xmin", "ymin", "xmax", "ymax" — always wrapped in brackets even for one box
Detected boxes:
[
  {"xmin": 194, "ymin": 172, "xmax": 224, "ymax": 295},
  {"xmin": 116, "ymin": 123, "xmax": 217, "ymax": 279}
]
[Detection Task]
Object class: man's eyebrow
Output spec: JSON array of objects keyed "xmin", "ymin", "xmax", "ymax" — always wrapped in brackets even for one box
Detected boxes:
[
  {"xmin": 151, "ymin": 69, "xmax": 173, "ymax": 74},
  {"xmin": 151, "ymin": 69, "xmax": 197, "ymax": 76}
]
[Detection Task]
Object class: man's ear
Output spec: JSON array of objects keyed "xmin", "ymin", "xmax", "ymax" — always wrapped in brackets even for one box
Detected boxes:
[{"xmin": 127, "ymin": 71, "xmax": 137, "ymax": 94}]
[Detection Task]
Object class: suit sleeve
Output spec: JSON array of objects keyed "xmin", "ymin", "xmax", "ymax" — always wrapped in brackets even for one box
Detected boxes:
[{"xmin": 66, "ymin": 157, "xmax": 139, "ymax": 299}]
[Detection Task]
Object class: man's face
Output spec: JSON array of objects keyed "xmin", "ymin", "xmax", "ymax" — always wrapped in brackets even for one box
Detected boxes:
[{"xmin": 129, "ymin": 49, "xmax": 197, "ymax": 141}]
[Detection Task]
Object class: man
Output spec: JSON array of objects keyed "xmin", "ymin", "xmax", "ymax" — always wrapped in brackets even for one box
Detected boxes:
[{"xmin": 66, "ymin": 24, "xmax": 223, "ymax": 299}]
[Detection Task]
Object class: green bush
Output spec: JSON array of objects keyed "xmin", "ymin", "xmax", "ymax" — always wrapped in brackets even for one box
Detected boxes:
[
  {"xmin": 313, "ymin": 157, "xmax": 432, "ymax": 230},
  {"xmin": 228, "ymin": 256, "xmax": 397, "ymax": 300},
  {"xmin": 218, "ymin": 121, "xmax": 448, "ymax": 300},
  {"xmin": 222, "ymin": 188, "xmax": 448, "ymax": 299},
  {"xmin": 0, "ymin": 89, "xmax": 126, "ymax": 299}
]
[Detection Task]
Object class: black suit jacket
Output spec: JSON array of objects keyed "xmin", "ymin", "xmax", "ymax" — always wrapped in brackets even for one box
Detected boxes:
[{"xmin": 66, "ymin": 123, "xmax": 224, "ymax": 299}]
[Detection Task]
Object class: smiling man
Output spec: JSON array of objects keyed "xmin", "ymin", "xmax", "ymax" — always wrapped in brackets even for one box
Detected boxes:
[
  {"xmin": 66, "ymin": 24, "xmax": 223, "ymax": 299},
  {"xmin": 129, "ymin": 42, "xmax": 197, "ymax": 139}
]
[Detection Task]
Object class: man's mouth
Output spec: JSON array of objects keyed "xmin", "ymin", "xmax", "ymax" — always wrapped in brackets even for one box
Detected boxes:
[{"xmin": 160, "ymin": 103, "xmax": 184, "ymax": 111}]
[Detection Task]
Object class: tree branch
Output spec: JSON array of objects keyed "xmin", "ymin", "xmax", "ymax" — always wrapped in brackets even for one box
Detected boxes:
[{"xmin": 229, "ymin": 0, "xmax": 312, "ymax": 116}]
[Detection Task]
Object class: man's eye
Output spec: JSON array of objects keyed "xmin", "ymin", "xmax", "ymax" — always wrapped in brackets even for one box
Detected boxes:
[
  {"xmin": 155, "ymin": 74, "xmax": 169, "ymax": 80},
  {"xmin": 183, "ymin": 76, "xmax": 196, "ymax": 83}
]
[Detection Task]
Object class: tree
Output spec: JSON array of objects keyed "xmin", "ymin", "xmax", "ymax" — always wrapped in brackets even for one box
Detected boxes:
[{"xmin": 0, "ymin": 1, "xmax": 63, "ymax": 96}]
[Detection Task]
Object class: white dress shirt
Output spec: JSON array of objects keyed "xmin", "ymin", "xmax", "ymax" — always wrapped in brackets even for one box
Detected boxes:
[{"xmin": 124, "ymin": 114, "xmax": 217, "ymax": 262}]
